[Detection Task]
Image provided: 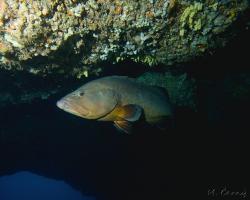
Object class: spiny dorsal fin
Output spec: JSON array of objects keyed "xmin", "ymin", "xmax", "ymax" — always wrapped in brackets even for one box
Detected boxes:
[{"xmin": 110, "ymin": 75, "xmax": 136, "ymax": 82}]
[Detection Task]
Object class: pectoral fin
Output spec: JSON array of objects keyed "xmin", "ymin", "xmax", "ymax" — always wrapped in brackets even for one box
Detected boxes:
[
  {"xmin": 114, "ymin": 121, "xmax": 132, "ymax": 134},
  {"xmin": 115, "ymin": 104, "xmax": 142, "ymax": 122},
  {"xmin": 113, "ymin": 104, "xmax": 143, "ymax": 134}
]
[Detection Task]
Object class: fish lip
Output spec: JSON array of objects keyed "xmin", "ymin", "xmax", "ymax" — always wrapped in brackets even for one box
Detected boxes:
[
  {"xmin": 56, "ymin": 99, "xmax": 64, "ymax": 109},
  {"xmin": 56, "ymin": 99, "xmax": 73, "ymax": 112},
  {"xmin": 56, "ymin": 99, "xmax": 89, "ymax": 117},
  {"xmin": 56, "ymin": 99, "xmax": 70, "ymax": 110}
]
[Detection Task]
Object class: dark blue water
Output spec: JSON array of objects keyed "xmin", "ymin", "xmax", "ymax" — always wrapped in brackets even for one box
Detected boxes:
[{"xmin": 0, "ymin": 171, "xmax": 95, "ymax": 200}]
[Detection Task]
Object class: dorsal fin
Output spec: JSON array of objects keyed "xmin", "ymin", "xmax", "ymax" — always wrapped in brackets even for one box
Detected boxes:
[{"xmin": 109, "ymin": 75, "xmax": 137, "ymax": 82}]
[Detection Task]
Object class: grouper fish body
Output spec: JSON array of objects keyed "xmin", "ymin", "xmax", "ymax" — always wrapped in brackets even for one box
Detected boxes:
[{"xmin": 57, "ymin": 76, "xmax": 173, "ymax": 133}]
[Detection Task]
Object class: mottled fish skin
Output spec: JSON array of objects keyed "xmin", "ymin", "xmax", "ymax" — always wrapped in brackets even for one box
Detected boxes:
[{"xmin": 56, "ymin": 76, "xmax": 173, "ymax": 133}]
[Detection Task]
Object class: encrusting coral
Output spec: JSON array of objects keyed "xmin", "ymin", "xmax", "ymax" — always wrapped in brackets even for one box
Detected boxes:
[{"xmin": 0, "ymin": 0, "xmax": 249, "ymax": 78}]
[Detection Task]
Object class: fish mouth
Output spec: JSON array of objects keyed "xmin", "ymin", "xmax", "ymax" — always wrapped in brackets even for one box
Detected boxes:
[
  {"xmin": 56, "ymin": 99, "xmax": 89, "ymax": 117},
  {"xmin": 56, "ymin": 99, "xmax": 72, "ymax": 111}
]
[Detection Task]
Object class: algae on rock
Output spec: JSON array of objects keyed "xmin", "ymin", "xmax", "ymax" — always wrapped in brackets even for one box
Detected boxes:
[{"xmin": 0, "ymin": 0, "xmax": 249, "ymax": 78}]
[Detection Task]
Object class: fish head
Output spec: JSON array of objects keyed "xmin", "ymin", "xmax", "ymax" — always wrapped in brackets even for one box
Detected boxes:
[{"xmin": 56, "ymin": 85, "xmax": 118, "ymax": 119}]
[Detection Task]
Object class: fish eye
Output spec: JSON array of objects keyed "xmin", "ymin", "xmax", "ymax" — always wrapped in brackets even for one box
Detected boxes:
[{"xmin": 79, "ymin": 92, "xmax": 84, "ymax": 96}]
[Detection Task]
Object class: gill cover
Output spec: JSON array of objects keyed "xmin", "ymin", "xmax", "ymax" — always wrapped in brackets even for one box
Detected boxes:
[{"xmin": 84, "ymin": 88, "xmax": 119, "ymax": 119}]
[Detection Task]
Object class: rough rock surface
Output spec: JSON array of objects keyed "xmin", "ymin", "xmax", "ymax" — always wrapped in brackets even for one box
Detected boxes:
[
  {"xmin": 0, "ymin": 0, "xmax": 249, "ymax": 107},
  {"xmin": 0, "ymin": 0, "xmax": 249, "ymax": 78}
]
